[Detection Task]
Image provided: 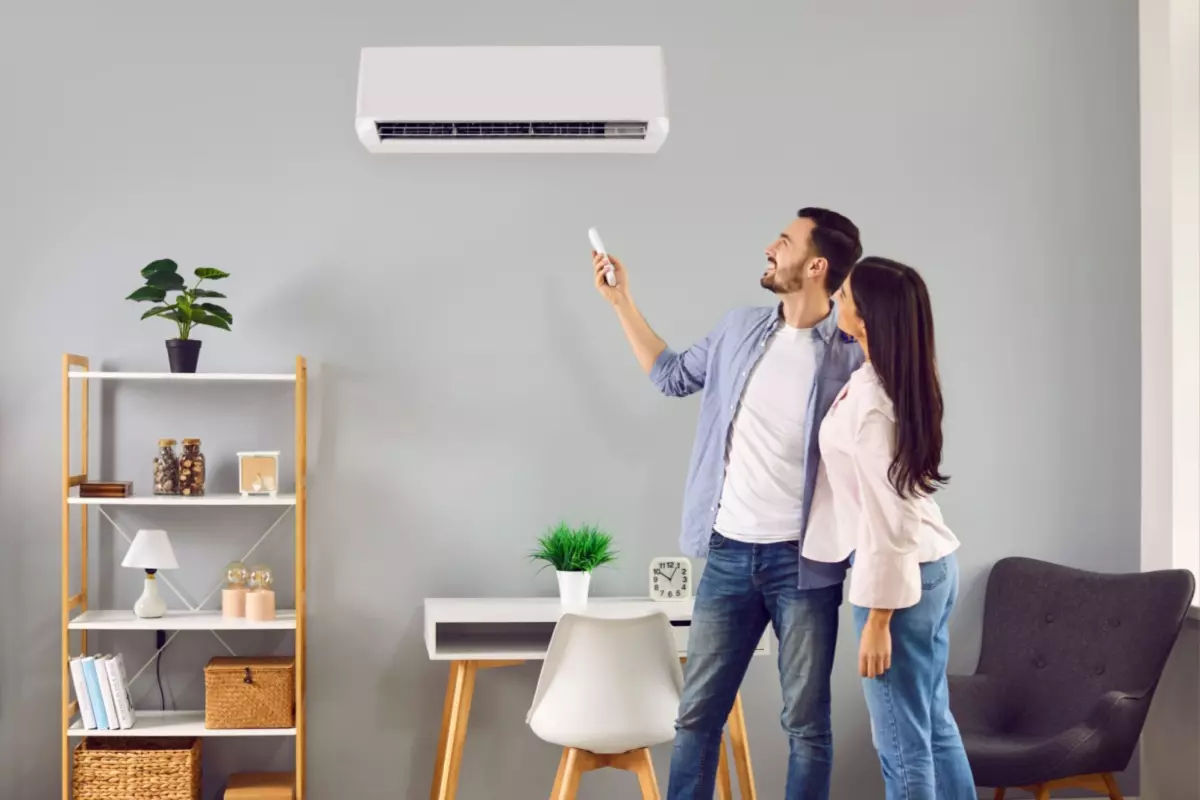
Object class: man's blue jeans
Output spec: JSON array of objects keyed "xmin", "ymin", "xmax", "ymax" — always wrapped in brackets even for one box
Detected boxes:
[
  {"xmin": 853, "ymin": 553, "xmax": 976, "ymax": 799},
  {"xmin": 667, "ymin": 532, "xmax": 841, "ymax": 800}
]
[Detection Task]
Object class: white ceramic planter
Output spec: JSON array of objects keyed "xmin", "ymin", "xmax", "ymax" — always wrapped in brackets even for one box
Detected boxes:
[{"xmin": 556, "ymin": 570, "xmax": 591, "ymax": 610}]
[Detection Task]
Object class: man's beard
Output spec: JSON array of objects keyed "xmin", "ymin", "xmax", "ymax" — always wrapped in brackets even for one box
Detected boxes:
[{"xmin": 761, "ymin": 263, "xmax": 801, "ymax": 294}]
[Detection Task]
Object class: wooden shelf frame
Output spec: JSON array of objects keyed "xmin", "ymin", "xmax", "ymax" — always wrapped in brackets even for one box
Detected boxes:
[{"xmin": 61, "ymin": 355, "xmax": 308, "ymax": 800}]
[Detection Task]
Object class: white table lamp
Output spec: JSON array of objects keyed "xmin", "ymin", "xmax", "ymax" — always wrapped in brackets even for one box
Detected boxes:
[{"xmin": 121, "ymin": 529, "xmax": 179, "ymax": 618}]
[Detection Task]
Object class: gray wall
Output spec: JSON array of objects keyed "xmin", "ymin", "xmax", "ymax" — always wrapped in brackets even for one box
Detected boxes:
[
  {"xmin": 1142, "ymin": 618, "xmax": 1200, "ymax": 799},
  {"xmin": 0, "ymin": 1, "xmax": 1141, "ymax": 797}
]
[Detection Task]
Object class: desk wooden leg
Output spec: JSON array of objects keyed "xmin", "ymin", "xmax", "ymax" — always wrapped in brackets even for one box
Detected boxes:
[
  {"xmin": 716, "ymin": 733, "xmax": 733, "ymax": 800},
  {"xmin": 430, "ymin": 660, "xmax": 477, "ymax": 800},
  {"xmin": 727, "ymin": 692, "xmax": 756, "ymax": 800},
  {"xmin": 430, "ymin": 660, "xmax": 524, "ymax": 800}
]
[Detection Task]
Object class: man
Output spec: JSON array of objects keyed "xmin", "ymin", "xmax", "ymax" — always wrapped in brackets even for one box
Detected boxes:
[{"xmin": 592, "ymin": 208, "xmax": 864, "ymax": 800}]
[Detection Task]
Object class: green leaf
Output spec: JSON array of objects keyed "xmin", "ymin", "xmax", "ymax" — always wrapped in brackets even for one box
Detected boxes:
[
  {"xmin": 192, "ymin": 289, "xmax": 226, "ymax": 299},
  {"xmin": 146, "ymin": 271, "xmax": 186, "ymax": 290},
  {"xmin": 194, "ymin": 267, "xmax": 229, "ymax": 280},
  {"xmin": 197, "ymin": 303, "xmax": 232, "ymax": 323},
  {"xmin": 127, "ymin": 286, "xmax": 167, "ymax": 303},
  {"xmin": 193, "ymin": 310, "xmax": 231, "ymax": 331},
  {"xmin": 140, "ymin": 305, "xmax": 174, "ymax": 321},
  {"xmin": 140, "ymin": 259, "xmax": 178, "ymax": 278}
]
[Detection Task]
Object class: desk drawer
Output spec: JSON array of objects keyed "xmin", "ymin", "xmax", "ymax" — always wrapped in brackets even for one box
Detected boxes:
[{"xmin": 671, "ymin": 624, "xmax": 772, "ymax": 656}]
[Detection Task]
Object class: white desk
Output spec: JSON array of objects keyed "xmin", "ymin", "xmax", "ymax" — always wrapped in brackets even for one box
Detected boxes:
[
  {"xmin": 424, "ymin": 596, "xmax": 772, "ymax": 660},
  {"xmin": 423, "ymin": 597, "xmax": 768, "ymax": 800}
]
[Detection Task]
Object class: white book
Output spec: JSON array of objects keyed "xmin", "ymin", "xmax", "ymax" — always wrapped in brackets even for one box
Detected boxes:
[
  {"xmin": 68, "ymin": 657, "xmax": 97, "ymax": 730},
  {"xmin": 103, "ymin": 653, "xmax": 136, "ymax": 729},
  {"xmin": 94, "ymin": 655, "xmax": 119, "ymax": 731},
  {"xmin": 112, "ymin": 651, "xmax": 137, "ymax": 728}
]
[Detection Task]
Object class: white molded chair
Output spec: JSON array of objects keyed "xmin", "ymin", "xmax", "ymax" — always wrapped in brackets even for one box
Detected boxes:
[{"xmin": 526, "ymin": 611, "xmax": 684, "ymax": 799}]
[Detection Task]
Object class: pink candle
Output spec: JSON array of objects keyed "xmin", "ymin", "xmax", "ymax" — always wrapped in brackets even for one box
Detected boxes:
[
  {"xmin": 222, "ymin": 587, "xmax": 247, "ymax": 618},
  {"xmin": 245, "ymin": 589, "xmax": 276, "ymax": 622}
]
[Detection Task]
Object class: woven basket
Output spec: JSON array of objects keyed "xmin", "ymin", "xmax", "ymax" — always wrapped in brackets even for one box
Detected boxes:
[
  {"xmin": 205, "ymin": 656, "xmax": 295, "ymax": 729},
  {"xmin": 72, "ymin": 737, "xmax": 200, "ymax": 800}
]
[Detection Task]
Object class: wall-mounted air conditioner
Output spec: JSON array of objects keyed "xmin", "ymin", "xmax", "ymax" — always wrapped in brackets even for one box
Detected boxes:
[{"xmin": 355, "ymin": 46, "xmax": 669, "ymax": 154}]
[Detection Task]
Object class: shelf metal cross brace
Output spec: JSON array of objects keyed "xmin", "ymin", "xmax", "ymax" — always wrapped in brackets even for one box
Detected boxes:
[{"xmin": 97, "ymin": 505, "xmax": 295, "ymax": 688}]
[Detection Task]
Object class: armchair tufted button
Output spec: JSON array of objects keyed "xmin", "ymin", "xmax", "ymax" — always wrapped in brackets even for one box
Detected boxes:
[
  {"xmin": 1045, "ymin": 613, "xmax": 1055, "ymax": 623},
  {"xmin": 1111, "ymin": 618, "xmax": 1121, "ymax": 628},
  {"xmin": 1095, "ymin": 665, "xmax": 1106, "ymax": 676},
  {"xmin": 1035, "ymin": 659, "xmax": 1046, "ymax": 669}
]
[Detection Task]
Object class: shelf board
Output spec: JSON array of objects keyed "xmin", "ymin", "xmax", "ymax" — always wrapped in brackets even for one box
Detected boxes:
[
  {"xmin": 67, "ymin": 371, "xmax": 295, "ymax": 382},
  {"xmin": 69, "ymin": 710, "xmax": 296, "ymax": 737},
  {"xmin": 69, "ymin": 609, "xmax": 296, "ymax": 631},
  {"xmin": 68, "ymin": 493, "xmax": 295, "ymax": 506}
]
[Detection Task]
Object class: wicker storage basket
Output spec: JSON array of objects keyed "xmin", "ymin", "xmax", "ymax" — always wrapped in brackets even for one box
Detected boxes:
[
  {"xmin": 72, "ymin": 737, "xmax": 201, "ymax": 800},
  {"xmin": 205, "ymin": 656, "xmax": 295, "ymax": 729}
]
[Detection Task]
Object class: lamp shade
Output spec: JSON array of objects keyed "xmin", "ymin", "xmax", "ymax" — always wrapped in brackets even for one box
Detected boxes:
[{"xmin": 121, "ymin": 529, "xmax": 179, "ymax": 570}]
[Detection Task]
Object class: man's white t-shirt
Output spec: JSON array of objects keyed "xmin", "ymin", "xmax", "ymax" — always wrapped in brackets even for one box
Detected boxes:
[{"xmin": 713, "ymin": 323, "xmax": 816, "ymax": 544}]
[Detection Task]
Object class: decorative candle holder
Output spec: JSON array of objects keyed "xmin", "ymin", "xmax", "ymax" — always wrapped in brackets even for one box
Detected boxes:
[
  {"xmin": 245, "ymin": 564, "xmax": 276, "ymax": 622},
  {"xmin": 222, "ymin": 561, "xmax": 249, "ymax": 619}
]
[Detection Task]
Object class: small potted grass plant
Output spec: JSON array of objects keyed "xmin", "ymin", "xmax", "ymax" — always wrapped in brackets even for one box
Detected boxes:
[{"xmin": 530, "ymin": 522, "xmax": 616, "ymax": 609}]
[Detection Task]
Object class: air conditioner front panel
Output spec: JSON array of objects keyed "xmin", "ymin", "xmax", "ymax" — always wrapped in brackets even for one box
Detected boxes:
[{"xmin": 355, "ymin": 46, "xmax": 669, "ymax": 153}]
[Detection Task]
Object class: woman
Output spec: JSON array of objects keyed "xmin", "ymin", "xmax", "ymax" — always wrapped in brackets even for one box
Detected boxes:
[{"xmin": 805, "ymin": 256, "xmax": 976, "ymax": 799}]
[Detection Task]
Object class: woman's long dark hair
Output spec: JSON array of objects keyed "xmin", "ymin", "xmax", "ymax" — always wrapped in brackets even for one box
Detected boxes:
[{"xmin": 847, "ymin": 257, "xmax": 948, "ymax": 498}]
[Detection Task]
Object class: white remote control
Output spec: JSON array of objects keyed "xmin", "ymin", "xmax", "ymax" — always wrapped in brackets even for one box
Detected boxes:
[{"xmin": 589, "ymin": 227, "xmax": 617, "ymax": 287}]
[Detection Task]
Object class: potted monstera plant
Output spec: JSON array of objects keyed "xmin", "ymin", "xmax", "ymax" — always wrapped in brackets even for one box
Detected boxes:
[
  {"xmin": 530, "ymin": 522, "xmax": 617, "ymax": 610},
  {"xmin": 127, "ymin": 259, "xmax": 232, "ymax": 373}
]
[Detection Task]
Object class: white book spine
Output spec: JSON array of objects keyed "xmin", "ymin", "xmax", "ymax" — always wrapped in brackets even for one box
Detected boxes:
[
  {"xmin": 104, "ymin": 654, "xmax": 135, "ymax": 729},
  {"xmin": 94, "ymin": 655, "xmax": 119, "ymax": 731},
  {"xmin": 68, "ymin": 657, "xmax": 97, "ymax": 730},
  {"xmin": 111, "ymin": 652, "xmax": 137, "ymax": 728}
]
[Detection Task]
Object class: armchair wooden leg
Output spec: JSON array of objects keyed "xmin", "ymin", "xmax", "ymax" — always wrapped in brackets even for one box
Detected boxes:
[
  {"xmin": 1033, "ymin": 787, "xmax": 1050, "ymax": 800},
  {"xmin": 992, "ymin": 789, "xmax": 1005, "ymax": 800},
  {"xmin": 1101, "ymin": 773, "xmax": 1124, "ymax": 800}
]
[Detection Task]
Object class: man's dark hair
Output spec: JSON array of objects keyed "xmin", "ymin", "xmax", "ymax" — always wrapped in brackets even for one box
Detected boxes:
[{"xmin": 797, "ymin": 207, "xmax": 862, "ymax": 293}]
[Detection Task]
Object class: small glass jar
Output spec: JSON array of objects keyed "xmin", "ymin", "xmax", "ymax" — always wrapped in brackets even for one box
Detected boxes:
[
  {"xmin": 153, "ymin": 439, "xmax": 179, "ymax": 495},
  {"xmin": 179, "ymin": 438, "xmax": 206, "ymax": 497}
]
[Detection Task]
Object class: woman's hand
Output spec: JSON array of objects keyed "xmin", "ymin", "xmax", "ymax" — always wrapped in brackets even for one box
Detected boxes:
[{"xmin": 860, "ymin": 610, "xmax": 893, "ymax": 678}]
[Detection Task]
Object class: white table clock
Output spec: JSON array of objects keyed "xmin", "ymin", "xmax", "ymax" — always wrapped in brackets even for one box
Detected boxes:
[{"xmin": 650, "ymin": 556, "xmax": 692, "ymax": 601}]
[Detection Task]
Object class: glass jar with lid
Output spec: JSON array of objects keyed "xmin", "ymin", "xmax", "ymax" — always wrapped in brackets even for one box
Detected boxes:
[
  {"xmin": 179, "ymin": 438, "xmax": 206, "ymax": 496},
  {"xmin": 153, "ymin": 439, "xmax": 179, "ymax": 495}
]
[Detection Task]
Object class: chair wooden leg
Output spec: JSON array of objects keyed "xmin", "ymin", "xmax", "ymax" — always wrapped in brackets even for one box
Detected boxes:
[
  {"xmin": 549, "ymin": 749, "xmax": 569, "ymax": 799},
  {"xmin": 992, "ymin": 789, "xmax": 1005, "ymax": 800},
  {"xmin": 727, "ymin": 692, "xmax": 757, "ymax": 800},
  {"xmin": 1033, "ymin": 786, "xmax": 1050, "ymax": 800},
  {"xmin": 554, "ymin": 748, "xmax": 583, "ymax": 800},
  {"xmin": 716, "ymin": 734, "xmax": 733, "ymax": 800},
  {"xmin": 1101, "ymin": 773, "xmax": 1124, "ymax": 800},
  {"xmin": 629, "ymin": 748, "xmax": 661, "ymax": 800}
]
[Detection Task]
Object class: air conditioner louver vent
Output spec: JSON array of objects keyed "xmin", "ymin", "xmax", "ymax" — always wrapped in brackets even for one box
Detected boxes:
[{"xmin": 375, "ymin": 120, "xmax": 648, "ymax": 141}]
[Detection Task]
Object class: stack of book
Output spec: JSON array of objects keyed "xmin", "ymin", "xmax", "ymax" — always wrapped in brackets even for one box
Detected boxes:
[
  {"xmin": 78, "ymin": 481, "xmax": 133, "ymax": 499},
  {"xmin": 69, "ymin": 653, "xmax": 136, "ymax": 730}
]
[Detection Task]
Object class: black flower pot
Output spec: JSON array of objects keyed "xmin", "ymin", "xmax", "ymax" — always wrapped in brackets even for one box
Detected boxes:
[{"xmin": 166, "ymin": 339, "xmax": 202, "ymax": 373}]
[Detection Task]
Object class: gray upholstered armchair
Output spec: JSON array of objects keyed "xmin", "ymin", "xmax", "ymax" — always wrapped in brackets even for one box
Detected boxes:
[{"xmin": 948, "ymin": 556, "xmax": 1195, "ymax": 800}]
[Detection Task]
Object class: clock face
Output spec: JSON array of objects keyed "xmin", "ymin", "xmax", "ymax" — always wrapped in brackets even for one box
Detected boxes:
[{"xmin": 650, "ymin": 557, "xmax": 692, "ymax": 601}]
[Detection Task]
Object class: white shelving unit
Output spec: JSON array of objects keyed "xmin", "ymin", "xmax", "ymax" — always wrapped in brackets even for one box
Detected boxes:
[
  {"xmin": 68, "ymin": 493, "xmax": 297, "ymax": 506},
  {"xmin": 69, "ymin": 609, "xmax": 298, "ymax": 631},
  {"xmin": 69, "ymin": 711, "xmax": 296, "ymax": 738},
  {"xmin": 67, "ymin": 371, "xmax": 295, "ymax": 382},
  {"xmin": 61, "ymin": 356, "xmax": 308, "ymax": 798}
]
